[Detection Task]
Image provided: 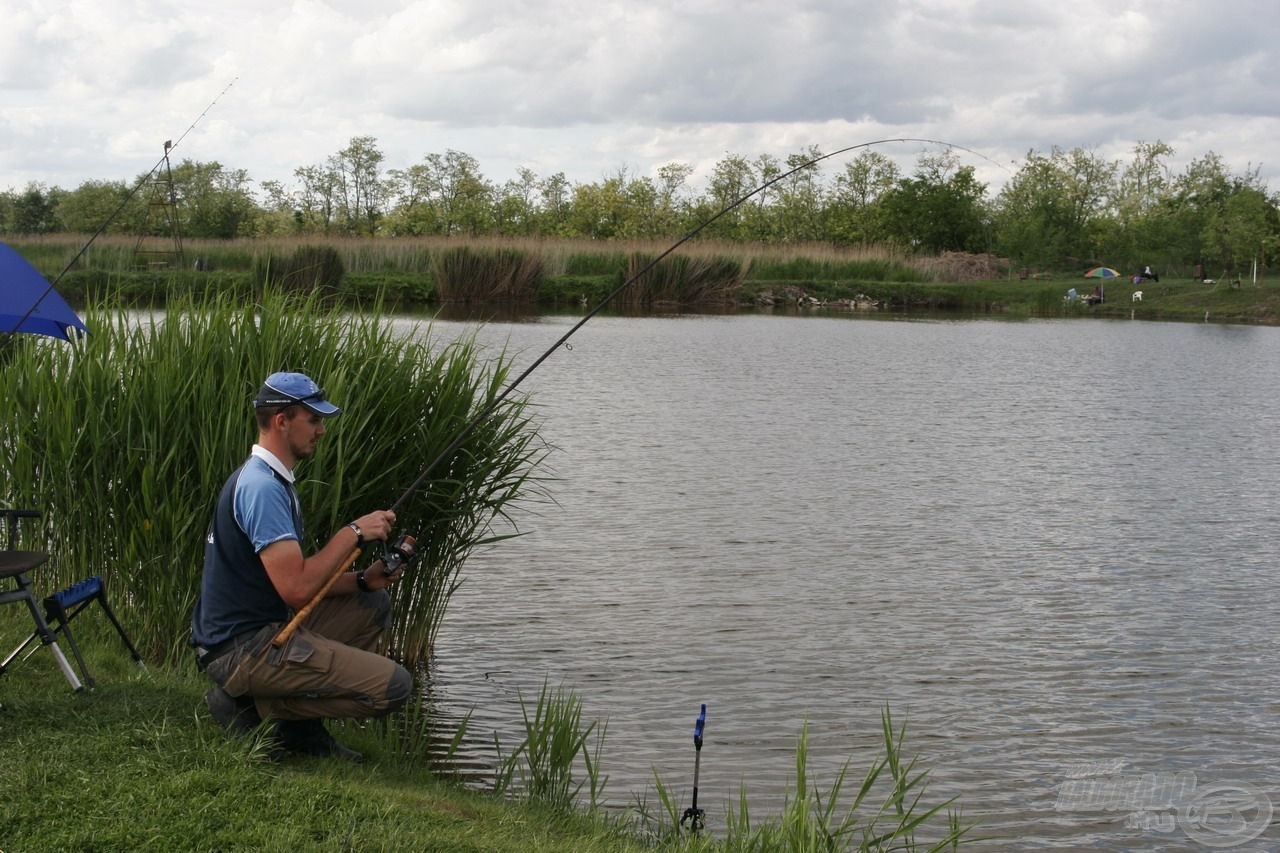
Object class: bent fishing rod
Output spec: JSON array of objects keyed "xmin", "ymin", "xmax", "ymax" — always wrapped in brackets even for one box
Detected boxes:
[
  {"xmin": 1, "ymin": 78, "xmax": 236, "ymax": 342},
  {"xmin": 272, "ymin": 136, "xmax": 996, "ymax": 646}
]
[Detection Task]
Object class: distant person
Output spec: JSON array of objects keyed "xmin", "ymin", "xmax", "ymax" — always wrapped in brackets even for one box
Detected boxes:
[{"xmin": 1142, "ymin": 266, "xmax": 1159, "ymax": 282}]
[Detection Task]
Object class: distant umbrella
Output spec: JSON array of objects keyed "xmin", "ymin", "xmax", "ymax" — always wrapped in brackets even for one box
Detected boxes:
[
  {"xmin": 0, "ymin": 242, "xmax": 89, "ymax": 341},
  {"xmin": 1084, "ymin": 267, "xmax": 1120, "ymax": 279}
]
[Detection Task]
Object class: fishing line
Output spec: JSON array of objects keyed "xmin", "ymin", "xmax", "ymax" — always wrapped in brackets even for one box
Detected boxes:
[
  {"xmin": 278, "ymin": 136, "xmax": 1002, "ymax": 646},
  {"xmin": 2, "ymin": 78, "xmax": 237, "ymax": 340},
  {"xmin": 390, "ymin": 136, "xmax": 1000, "ymax": 512}
]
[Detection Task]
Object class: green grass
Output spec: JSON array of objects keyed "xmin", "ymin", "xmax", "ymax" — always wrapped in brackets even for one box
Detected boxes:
[
  {"xmin": 0, "ymin": 642, "xmax": 971, "ymax": 852},
  {"xmin": 493, "ymin": 681, "xmax": 607, "ymax": 813},
  {"xmin": 0, "ymin": 655, "xmax": 641, "ymax": 852}
]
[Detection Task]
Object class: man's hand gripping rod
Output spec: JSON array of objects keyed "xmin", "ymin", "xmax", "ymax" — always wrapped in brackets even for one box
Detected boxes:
[{"xmin": 271, "ymin": 533, "xmax": 417, "ymax": 647}]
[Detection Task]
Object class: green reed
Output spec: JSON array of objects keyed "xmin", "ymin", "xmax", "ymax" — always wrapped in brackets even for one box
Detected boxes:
[
  {"xmin": 253, "ymin": 244, "xmax": 347, "ymax": 294},
  {"xmin": 492, "ymin": 681, "xmax": 608, "ymax": 814},
  {"xmin": 621, "ymin": 253, "xmax": 745, "ymax": 306},
  {"xmin": 432, "ymin": 246, "xmax": 546, "ymax": 302},
  {"xmin": 0, "ymin": 285, "xmax": 547, "ymax": 666}
]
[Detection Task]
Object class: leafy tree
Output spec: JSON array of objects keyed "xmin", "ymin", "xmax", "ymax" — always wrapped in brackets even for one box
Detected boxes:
[
  {"xmin": 700, "ymin": 152, "xmax": 756, "ymax": 241},
  {"xmin": 654, "ymin": 161, "xmax": 693, "ymax": 236},
  {"xmin": 623, "ymin": 173, "xmax": 661, "ymax": 237},
  {"xmin": 492, "ymin": 167, "xmax": 540, "ymax": 236},
  {"xmin": 748, "ymin": 153, "xmax": 783, "ymax": 241},
  {"xmin": 293, "ymin": 164, "xmax": 342, "ymax": 234},
  {"xmin": 1202, "ymin": 186, "xmax": 1280, "ymax": 276},
  {"xmin": 565, "ymin": 171, "xmax": 628, "ymax": 239},
  {"xmin": 537, "ymin": 171, "xmax": 572, "ymax": 236},
  {"xmin": 993, "ymin": 147, "xmax": 1116, "ymax": 266},
  {"xmin": 1106, "ymin": 140, "xmax": 1175, "ymax": 268},
  {"xmin": 387, "ymin": 149, "xmax": 492, "ymax": 236},
  {"xmin": 773, "ymin": 146, "xmax": 826, "ymax": 242},
  {"xmin": 5, "ymin": 182, "xmax": 60, "ymax": 234},
  {"xmin": 47, "ymin": 180, "xmax": 131, "ymax": 234},
  {"xmin": 329, "ymin": 136, "xmax": 386, "ymax": 235},
  {"xmin": 827, "ymin": 151, "xmax": 899, "ymax": 245},
  {"xmin": 880, "ymin": 152, "xmax": 988, "ymax": 252},
  {"xmin": 168, "ymin": 159, "xmax": 258, "ymax": 238},
  {"xmin": 257, "ymin": 179, "xmax": 305, "ymax": 235}
]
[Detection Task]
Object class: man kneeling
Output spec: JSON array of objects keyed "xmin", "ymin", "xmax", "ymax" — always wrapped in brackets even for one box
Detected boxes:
[{"xmin": 191, "ymin": 372, "xmax": 412, "ymax": 761}]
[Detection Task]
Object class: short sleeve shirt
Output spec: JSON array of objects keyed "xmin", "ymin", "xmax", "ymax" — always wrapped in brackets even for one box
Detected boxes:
[{"xmin": 190, "ymin": 448, "xmax": 304, "ymax": 648}]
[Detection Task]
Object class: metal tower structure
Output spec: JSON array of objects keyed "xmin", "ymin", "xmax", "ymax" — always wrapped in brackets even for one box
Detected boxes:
[{"xmin": 133, "ymin": 141, "xmax": 185, "ymax": 270}]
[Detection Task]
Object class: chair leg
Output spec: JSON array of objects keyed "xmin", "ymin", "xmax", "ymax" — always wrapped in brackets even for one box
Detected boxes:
[
  {"xmin": 19, "ymin": 592, "xmax": 84, "ymax": 692},
  {"xmin": 93, "ymin": 590, "xmax": 146, "ymax": 667}
]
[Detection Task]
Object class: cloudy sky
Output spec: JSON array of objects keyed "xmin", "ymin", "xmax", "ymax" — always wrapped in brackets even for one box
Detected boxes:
[{"xmin": 3, "ymin": 0, "xmax": 1278, "ymax": 200}]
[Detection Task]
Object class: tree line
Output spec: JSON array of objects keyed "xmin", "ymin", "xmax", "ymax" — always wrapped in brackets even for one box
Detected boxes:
[{"xmin": 2, "ymin": 136, "xmax": 1276, "ymax": 276}]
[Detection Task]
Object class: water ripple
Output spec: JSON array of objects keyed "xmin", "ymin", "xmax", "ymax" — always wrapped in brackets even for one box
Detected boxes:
[{"xmin": 421, "ymin": 315, "xmax": 1280, "ymax": 850}]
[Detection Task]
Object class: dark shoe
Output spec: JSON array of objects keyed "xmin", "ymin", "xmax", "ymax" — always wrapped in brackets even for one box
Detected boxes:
[
  {"xmin": 275, "ymin": 718, "xmax": 364, "ymax": 763},
  {"xmin": 204, "ymin": 686, "xmax": 262, "ymax": 737}
]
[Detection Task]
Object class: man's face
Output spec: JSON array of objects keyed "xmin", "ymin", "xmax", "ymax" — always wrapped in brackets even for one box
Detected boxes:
[{"xmin": 286, "ymin": 409, "xmax": 327, "ymax": 459}]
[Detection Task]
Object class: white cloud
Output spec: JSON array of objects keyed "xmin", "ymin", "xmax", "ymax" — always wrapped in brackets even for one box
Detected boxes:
[{"xmin": 1, "ymin": 0, "xmax": 1277, "ymax": 201}]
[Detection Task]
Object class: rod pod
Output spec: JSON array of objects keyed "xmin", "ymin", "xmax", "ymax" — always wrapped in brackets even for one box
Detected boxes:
[{"xmin": 680, "ymin": 703, "xmax": 707, "ymax": 832}]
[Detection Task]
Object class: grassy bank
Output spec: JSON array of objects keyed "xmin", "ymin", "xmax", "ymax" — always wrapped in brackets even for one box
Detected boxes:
[
  {"xmin": 0, "ymin": 656, "xmax": 642, "ymax": 852},
  {"xmin": 0, "ymin": 647, "xmax": 966, "ymax": 852}
]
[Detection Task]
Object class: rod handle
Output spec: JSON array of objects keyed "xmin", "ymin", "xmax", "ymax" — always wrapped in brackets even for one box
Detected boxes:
[{"xmin": 271, "ymin": 546, "xmax": 361, "ymax": 647}]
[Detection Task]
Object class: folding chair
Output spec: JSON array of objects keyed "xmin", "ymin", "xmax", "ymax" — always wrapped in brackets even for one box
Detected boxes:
[{"xmin": 0, "ymin": 509, "xmax": 84, "ymax": 702}]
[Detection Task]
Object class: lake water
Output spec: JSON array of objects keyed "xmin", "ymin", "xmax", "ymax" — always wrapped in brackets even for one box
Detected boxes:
[{"xmin": 415, "ymin": 311, "xmax": 1280, "ymax": 850}]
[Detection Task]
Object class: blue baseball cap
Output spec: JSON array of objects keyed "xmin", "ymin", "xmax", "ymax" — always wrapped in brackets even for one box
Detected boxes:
[{"xmin": 252, "ymin": 371, "xmax": 342, "ymax": 417}]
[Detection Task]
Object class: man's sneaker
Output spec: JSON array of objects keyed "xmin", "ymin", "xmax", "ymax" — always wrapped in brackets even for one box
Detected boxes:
[
  {"xmin": 275, "ymin": 718, "xmax": 364, "ymax": 763},
  {"xmin": 204, "ymin": 686, "xmax": 262, "ymax": 737}
]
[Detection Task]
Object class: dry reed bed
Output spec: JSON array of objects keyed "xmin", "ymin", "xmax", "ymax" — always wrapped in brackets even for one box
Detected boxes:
[{"xmin": 14, "ymin": 234, "xmax": 994, "ymax": 283}]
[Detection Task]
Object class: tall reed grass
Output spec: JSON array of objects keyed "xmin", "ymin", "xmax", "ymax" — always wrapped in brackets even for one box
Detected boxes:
[
  {"xmin": 621, "ymin": 254, "xmax": 745, "ymax": 306},
  {"xmin": 10, "ymin": 235, "xmax": 939, "ymax": 286},
  {"xmin": 432, "ymin": 246, "xmax": 545, "ymax": 302},
  {"xmin": 492, "ymin": 680, "xmax": 608, "ymax": 813},
  {"xmin": 253, "ymin": 244, "xmax": 347, "ymax": 295},
  {"xmin": 0, "ymin": 287, "xmax": 547, "ymax": 665}
]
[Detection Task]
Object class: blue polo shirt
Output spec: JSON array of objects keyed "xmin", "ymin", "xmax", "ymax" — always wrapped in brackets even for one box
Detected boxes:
[{"xmin": 190, "ymin": 447, "xmax": 305, "ymax": 648}]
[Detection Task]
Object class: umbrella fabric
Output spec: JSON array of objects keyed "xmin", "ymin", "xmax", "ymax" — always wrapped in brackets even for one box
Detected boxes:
[
  {"xmin": 1084, "ymin": 267, "xmax": 1120, "ymax": 279},
  {"xmin": 0, "ymin": 242, "xmax": 89, "ymax": 340}
]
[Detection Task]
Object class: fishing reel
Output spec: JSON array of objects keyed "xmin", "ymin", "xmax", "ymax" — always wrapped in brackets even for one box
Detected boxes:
[{"xmin": 376, "ymin": 532, "xmax": 419, "ymax": 578}]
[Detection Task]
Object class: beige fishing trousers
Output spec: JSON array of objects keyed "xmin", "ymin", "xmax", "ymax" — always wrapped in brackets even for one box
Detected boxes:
[{"xmin": 204, "ymin": 590, "xmax": 409, "ymax": 721}]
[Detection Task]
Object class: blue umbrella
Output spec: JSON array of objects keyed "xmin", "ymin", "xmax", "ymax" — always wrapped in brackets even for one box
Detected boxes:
[{"xmin": 0, "ymin": 242, "xmax": 89, "ymax": 340}]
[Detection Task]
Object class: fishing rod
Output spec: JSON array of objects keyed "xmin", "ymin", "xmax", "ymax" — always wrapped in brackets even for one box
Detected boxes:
[
  {"xmin": 272, "ymin": 136, "xmax": 997, "ymax": 646},
  {"xmin": 389, "ymin": 137, "xmax": 1003, "ymax": 512},
  {"xmin": 1, "ymin": 78, "xmax": 237, "ymax": 342}
]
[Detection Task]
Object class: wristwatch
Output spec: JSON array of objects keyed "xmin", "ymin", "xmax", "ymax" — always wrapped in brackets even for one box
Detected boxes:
[
  {"xmin": 346, "ymin": 521, "xmax": 364, "ymax": 547},
  {"xmin": 355, "ymin": 568, "xmax": 373, "ymax": 592}
]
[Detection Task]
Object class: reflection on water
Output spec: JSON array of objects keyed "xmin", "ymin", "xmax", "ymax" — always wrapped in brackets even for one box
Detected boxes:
[{"xmin": 413, "ymin": 314, "xmax": 1280, "ymax": 850}]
